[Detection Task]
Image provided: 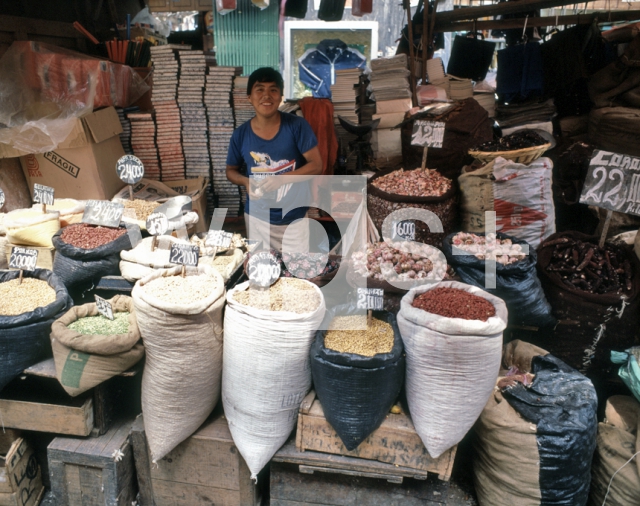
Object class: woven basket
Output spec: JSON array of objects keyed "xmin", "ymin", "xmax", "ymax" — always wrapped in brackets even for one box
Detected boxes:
[{"xmin": 468, "ymin": 142, "xmax": 551, "ymax": 164}]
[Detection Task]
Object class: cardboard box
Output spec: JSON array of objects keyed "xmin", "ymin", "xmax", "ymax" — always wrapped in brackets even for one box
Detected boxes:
[
  {"xmin": 17, "ymin": 107, "xmax": 124, "ymax": 201},
  {"xmin": 164, "ymin": 177, "xmax": 210, "ymax": 233}
]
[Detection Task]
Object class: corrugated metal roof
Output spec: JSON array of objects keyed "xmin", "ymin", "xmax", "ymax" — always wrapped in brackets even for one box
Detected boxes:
[{"xmin": 213, "ymin": 0, "xmax": 280, "ymax": 76}]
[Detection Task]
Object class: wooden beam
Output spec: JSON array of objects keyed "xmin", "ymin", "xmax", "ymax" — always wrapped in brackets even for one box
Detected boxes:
[
  {"xmin": 0, "ymin": 15, "xmax": 79, "ymax": 39},
  {"xmin": 435, "ymin": 9, "xmax": 640, "ymax": 31},
  {"xmin": 436, "ymin": 0, "xmax": 592, "ymax": 24}
]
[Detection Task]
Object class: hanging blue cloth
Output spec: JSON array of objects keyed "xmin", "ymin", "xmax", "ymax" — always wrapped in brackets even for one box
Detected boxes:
[
  {"xmin": 497, "ymin": 42, "xmax": 544, "ymax": 103},
  {"xmin": 298, "ymin": 39, "xmax": 367, "ymax": 99}
]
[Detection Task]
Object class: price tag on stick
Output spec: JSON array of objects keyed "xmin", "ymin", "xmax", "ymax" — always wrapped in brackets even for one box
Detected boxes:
[
  {"xmin": 411, "ymin": 120, "xmax": 445, "ymax": 170},
  {"xmin": 392, "ymin": 220, "xmax": 416, "ymax": 241},
  {"xmin": 357, "ymin": 287, "xmax": 384, "ymax": 326},
  {"xmin": 9, "ymin": 246, "xmax": 38, "ymax": 284},
  {"xmin": 146, "ymin": 212, "xmax": 169, "ymax": 251},
  {"xmin": 247, "ymin": 251, "xmax": 281, "ymax": 289},
  {"xmin": 82, "ymin": 200, "xmax": 125, "ymax": 228},
  {"xmin": 206, "ymin": 230, "xmax": 233, "ymax": 249},
  {"xmin": 169, "ymin": 243, "xmax": 200, "ymax": 277},
  {"xmin": 0, "ymin": 188, "xmax": 5, "ymax": 210},
  {"xmin": 116, "ymin": 155, "xmax": 145, "ymax": 199},
  {"xmin": 95, "ymin": 295, "xmax": 114, "ymax": 320},
  {"xmin": 33, "ymin": 184, "xmax": 54, "ymax": 211}
]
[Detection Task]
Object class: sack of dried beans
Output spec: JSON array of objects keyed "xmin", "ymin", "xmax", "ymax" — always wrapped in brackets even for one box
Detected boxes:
[
  {"xmin": 367, "ymin": 167, "xmax": 457, "ymax": 248},
  {"xmin": 458, "ymin": 157, "xmax": 555, "ymax": 249},
  {"xmin": 0, "ymin": 268, "xmax": 73, "ymax": 391},
  {"xmin": 588, "ymin": 395, "xmax": 640, "ymax": 506},
  {"xmin": 310, "ymin": 304, "xmax": 405, "ymax": 450},
  {"xmin": 474, "ymin": 340, "xmax": 597, "ymax": 506},
  {"xmin": 534, "ymin": 231, "xmax": 640, "ymax": 375},
  {"xmin": 223, "ymin": 278, "xmax": 325, "ymax": 480},
  {"xmin": 52, "ymin": 223, "xmax": 139, "ymax": 290},
  {"xmin": 50, "ymin": 295, "xmax": 144, "ymax": 396},
  {"xmin": 133, "ymin": 266, "xmax": 225, "ymax": 462},
  {"xmin": 443, "ymin": 231, "xmax": 555, "ymax": 327},
  {"xmin": 397, "ymin": 281, "xmax": 507, "ymax": 457}
]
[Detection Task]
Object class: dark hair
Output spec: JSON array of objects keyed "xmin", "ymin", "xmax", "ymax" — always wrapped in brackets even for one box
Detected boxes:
[{"xmin": 247, "ymin": 67, "xmax": 284, "ymax": 95}]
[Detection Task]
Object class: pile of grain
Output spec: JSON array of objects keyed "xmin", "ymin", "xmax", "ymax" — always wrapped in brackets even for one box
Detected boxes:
[
  {"xmin": 123, "ymin": 199, "xmax": 160, "ymax": 222},
  {"xmin": 142, "ymin": 273, "xmax": 222, "ymax": 305},
  {"xmin": 324, "ymin": 315, "xmax": 394, "ymax": 356},
  {"xmin": 233, "ymin": 278, "xmax": 321, "ymax": 313},
  {"xmin": 68, "ymin": 312, "xmax": 130, "ymax": 335},
  {"xmin": 0, "ymin": 278, "xmax": 56, "ymax": 316}
]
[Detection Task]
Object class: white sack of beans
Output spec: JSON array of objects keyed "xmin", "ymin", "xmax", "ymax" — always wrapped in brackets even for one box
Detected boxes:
[
  {"xmin": 132, "ymin": 265, "xmax": 225, "ymax": 462},
  {"xmin": 120, "ymin": 235, "xmax": 190, "ymax": 282},
  {"xmin": 397, "ymin": 281, "xmax": 507, "ymax": 458},
  {"xmin": 223, "ymin": 280, "xmax": 326, "ymax": 480}
]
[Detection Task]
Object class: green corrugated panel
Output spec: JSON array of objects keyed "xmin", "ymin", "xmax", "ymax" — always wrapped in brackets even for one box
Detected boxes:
[{"xmin": 213, "ymin": 0, "xmax": 280, "ymax": 76}]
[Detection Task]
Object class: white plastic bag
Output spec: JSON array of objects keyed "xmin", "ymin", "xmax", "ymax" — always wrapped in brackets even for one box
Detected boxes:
[
  {"xmin": 397, "ymin": 281, "xmax": 507, "ymax": 457},
  {"xmin": 223, "ymin": 280, "xmax": 325, "ymax": 479},
  {"xmin": 132, "ymin": 266, "xmax": 225, "ymax": 462}
]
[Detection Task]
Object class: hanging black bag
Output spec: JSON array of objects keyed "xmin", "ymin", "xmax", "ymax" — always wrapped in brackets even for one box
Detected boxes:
[
  {"xmin": 318, "ymin": 0, "xmax": 346, "ymax": 21},
  {"xmin": 447, "ymin": 33, "xmax": 496, "ymax": 82}
]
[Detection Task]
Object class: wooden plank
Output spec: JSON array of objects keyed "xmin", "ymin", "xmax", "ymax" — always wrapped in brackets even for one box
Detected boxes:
[
  {"xmin": 436, "ymin": 9, "xmax": 640, "ymax": 32},
  {"xmin": 77, "ymin": 466, "xmax": 105, "ymax": 506},
  {"xmin": 297, "ymin": 399, "xmax": 454, "ymax": 478},
  {"xmin": 436, "ymin": 0, "xmax": 586, "ymax": 24},
  {"xmin": 0, "ymin": 430, "xmax": 21, "ymax": 454},
  {"xmin": 0, "ymin": 439, "xmax": 44, "ymax": 505},
  {"xmin": 0, "ymin": 398, "xmax": 93, "ymax": 436},
  {"xmin": 151, "ymin": 479, "xmax": 241, "ymax": 506},
  {"xmin": 0, "ymin": 15, "xmax": 79, "ymax": 39},
  {"xmin": 130, "ymin": 416, "xmax": 155, "ymax": 506},
  {"xmin": 298, "ymin": 465, "xmax": 404, "ymax": 484},
  {"xmin": 24, "ymin": 358, "xmax": 139, "ymax": 379}
]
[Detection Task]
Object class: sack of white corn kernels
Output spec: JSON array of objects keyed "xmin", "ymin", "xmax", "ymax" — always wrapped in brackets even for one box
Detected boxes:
[
  {"xmin": 397, "ymin": 281, "xmax": 507, "ymax": 458},
  {"xmin": 223, "ymin": 278, "xmax": 325, "ymax": 479},
  {"xmin": 132, "ymin": 265, "xmax": 225, "ymax": 462}
]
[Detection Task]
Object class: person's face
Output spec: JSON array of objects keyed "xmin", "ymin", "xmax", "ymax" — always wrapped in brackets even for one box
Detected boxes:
[{"xmin": 248, "ymin": 81, "xmax": 282, "ymax": 119}]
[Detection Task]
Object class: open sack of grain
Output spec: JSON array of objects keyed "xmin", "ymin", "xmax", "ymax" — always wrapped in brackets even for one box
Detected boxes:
[
  {"xmin": 473, "ymin": 340, "xmax": 598, "ymax": 506},
  {"xmin": 132, "ymin": 265, "xmax": 225, "ymax": 462},
  {"xmin": 223, "ymin": 278, "xmax": 325, "ymax": 480},
  {"xmin": 32, "ymin": 199, "xmax": 85, "ymax": 227},
  {"xmin": 398, "ymin": 281, "xmax": 507, "ymax": 458},
  {"xmin": 50, "ymin": 294, "xmax": 144, "ymax": 396},
  {"xmin": 0, "ymin": 269, "xmax": 73, "ymax": 391},
  {"xmin": 310, "ymin": 304, "xmax": 405, "ymax": 450},
  {"xmin": 53, "ymin": 223, "xmax": 140, "ymax": 290},
  {"xmin": 4, "ymin": 208, "xmax": 60, "ymax": 247}
]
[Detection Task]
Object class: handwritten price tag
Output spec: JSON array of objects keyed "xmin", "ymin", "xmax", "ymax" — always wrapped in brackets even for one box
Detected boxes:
[
  {"xmin": 411, "ymin": 120, "xmax": 445, "ymax": 148},
  {"xmin": 116, "ymin": 155, "xmax": 145, "ymax": 185},
  {"xmin": 82, "ymin": 201, "xmax": 125, "ymax": 228},
  {"xmin": 95, "ymin": 295, "xmax": 114, "ymax": 320},
  {"xmin": 392, "ymin": 220, "xmax": 415, "ymax": 241},
  {"xmin": 33, "ymin": 184, "xmax": 54, "ymax": 205},
  {"xmin": 357, "ymin": 288, "xmax": 384, "ymax": 310},
  {"xmin": 9, "ymin": 246, "xmax": 38, "ymax": 271},
  {"xmin": 146, "ymin": 212, "xmax": 169, "ymax": 236},
  {"xmin": 206, "ymin": 230, "xmax": 233, "ymax": 248},
  {"xmin": 247, "ymin": 251, "xmax": 281, "ymax": 288},
  {"xmin": 169, "ymin": 243, "xmax": 200, "ymax": 267}
]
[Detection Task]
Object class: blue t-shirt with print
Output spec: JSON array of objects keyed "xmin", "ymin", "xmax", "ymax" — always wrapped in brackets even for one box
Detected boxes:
[{"xmin": 227, "ymin": 112, "xmax": 318, "ymax": 226}]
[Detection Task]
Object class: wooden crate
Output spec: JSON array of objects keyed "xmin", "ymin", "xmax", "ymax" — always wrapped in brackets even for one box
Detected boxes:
[
  {"xmin": 0, "ymin": 358, "xmax": 141, "ymax": 437},
  {"xmin": 0, "ymin": 435, "xmax": 45, "ymax": 506},
  {"xmin": 296, "ymin": 392, "xmax": 456, "ymax": 481},
  {"xmin": 271, "ymin": 440, "xmax": 450, "ymax": 506},
  {"xmin": 130, "ymin": 411, "xmax": 261, "ymax": 506},
  {"xmin": 47, "ymin": 418, "xmax": 136, "ymax": 506}
]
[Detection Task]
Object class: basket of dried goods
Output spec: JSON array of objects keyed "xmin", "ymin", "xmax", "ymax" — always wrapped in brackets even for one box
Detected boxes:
[
  {"xmin": 534, "ymin": 231, "xmax": 640, "ymax": 376},
  {"xmin": 0, "ymin": 268, "xmax": 73, "ymax": 391},
  {"xmin": 53, "ymin": 223, "xmax": 139, "ymax": 290},
  {"xmin": 50, "ymin": 295, "xmax": 144, "ymax": 396},
  {"xmin": 367, "ymin": 167, "xmax": 456, "ymax": 247},
  {"xmin": 398, "ymin": 281, "xmax": 507, "ymax": 458},
  {"xmin": 311, "ymin": 304, "xmax": 405, "ymax": 451},
  {"xmin": 133, "ymin": 265, "xmax": 225, "ymax": 463},
  {"xmin": 442, "ymin": 231, "xmax": 555, "ymax": 327},
  {"xmin": 224, "ymin": 278, "xmax": 325, "ymax": 480},
  {"xmin": 469, "ymin": 130, "xmax": 551, "ymax": 164}
]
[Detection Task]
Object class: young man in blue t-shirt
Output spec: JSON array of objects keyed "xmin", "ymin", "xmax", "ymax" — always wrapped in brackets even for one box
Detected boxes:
[{"xmin": 226, "ymin": 67, "xmax": 323, "ymax": 253}]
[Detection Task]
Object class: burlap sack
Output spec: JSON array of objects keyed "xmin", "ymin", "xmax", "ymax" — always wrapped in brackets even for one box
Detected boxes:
[
  {"xmin": 50, "ymin": 295, "xmax": 144, "ymax": 397},
  {"xmin": 589, "ymin": 396, "xmax": 640, "ymax": 506},
  {"xmin": 133, "ymin": 266, "xmax": 225, "ymax": 462}
]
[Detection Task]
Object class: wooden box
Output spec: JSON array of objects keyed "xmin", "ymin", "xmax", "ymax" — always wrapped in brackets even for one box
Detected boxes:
[
  {"xmin": 0, "ymin": 435, "xmax": 44, "ymax": 506},
  {"xmin": 47, "ymin": 418, "xmax": 136, "ymax": 506},
  {"xmin": 271, "ymin": 440, "xmax": 450, "ymax": 506},
  {"xmin": 296, "ymin": 392, "xmax": 456, "ymax": 481},
  {"xmin": 0, "ymin": 358, "xmax": 141, "ymax": 437},
  {"xmin": 130, "ymin": 411, "xmax": 261, "ymax": 506}
]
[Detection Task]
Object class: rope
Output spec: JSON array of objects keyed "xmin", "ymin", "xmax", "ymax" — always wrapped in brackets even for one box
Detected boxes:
[{"xmin": 601, "ymin": 450, "xmax": 640, "ymax": 505}]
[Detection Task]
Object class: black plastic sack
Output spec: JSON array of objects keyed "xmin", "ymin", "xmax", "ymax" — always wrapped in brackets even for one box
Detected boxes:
[
  {"xmin": 52, "ymin": 224, "xmax": 139, "ymax": 289},
  {"xmin": 0, "ymin": 268, "xmax": 73, "ymax": 391},
  {"xmin": 447, "ymin": 34, "xmax": 496, "ymax": 82},
  {"xmin": 443, "ymin": 232, "xmax": 556, "ymax": 328},
  {"xmin": 310, "ymin": 304, "xmax": 405, "ymax": 451},
  {"xmin": 502, "ymin": 354, "xmax": 598, "ymax": 505},
  {"xmin": 318, "ymin": 0, "xmax": 346, "ymax": 21}
]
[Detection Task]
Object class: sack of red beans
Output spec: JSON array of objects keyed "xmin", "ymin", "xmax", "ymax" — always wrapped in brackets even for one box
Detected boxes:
[
  {"xmin": 397, "ymin": 281, "xmax": 507, "ymax": 458},
  {"xmin": 52, "ymin": 223, "xmax": 140, "ymax": 290}
]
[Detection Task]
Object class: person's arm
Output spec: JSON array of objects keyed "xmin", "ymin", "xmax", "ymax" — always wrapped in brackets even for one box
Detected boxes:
[
  {"xmin": 226, "ymin": 164, "xmax": 249, "ymax": 190},
  {"xmin": 259, "ymin": 146, "xmax": 323, "ymax": 192}
]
